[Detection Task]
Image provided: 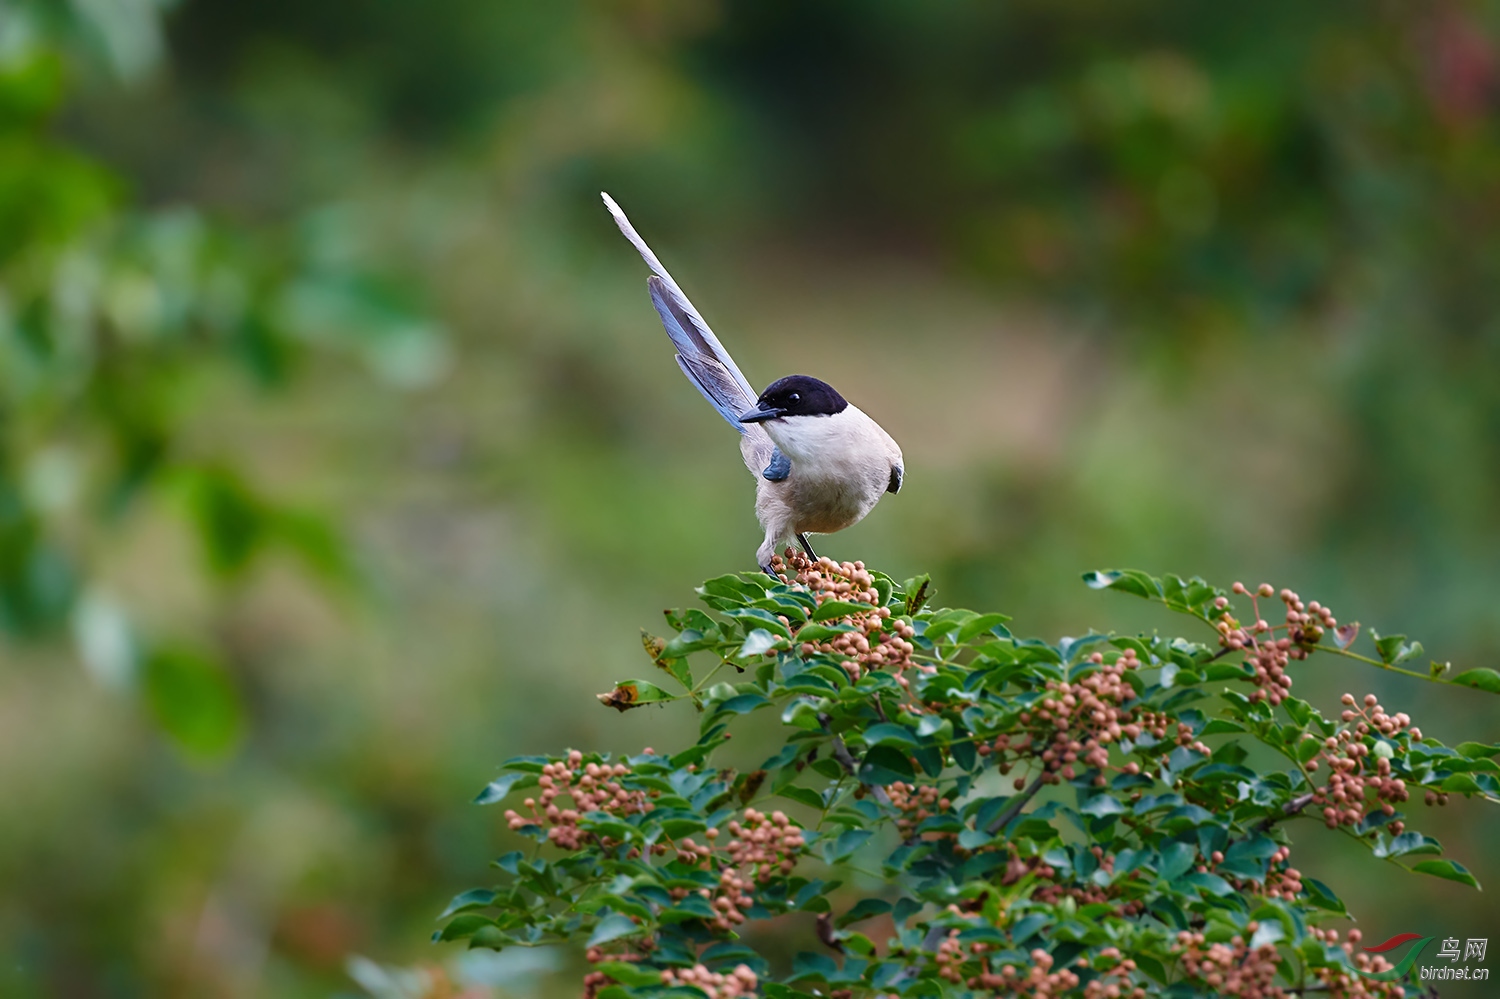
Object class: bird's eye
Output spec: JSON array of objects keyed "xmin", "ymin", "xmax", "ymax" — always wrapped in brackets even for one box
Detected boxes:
[{"xmin": 789, "ymin": 393, "xmax": 800, "ymax": 403}]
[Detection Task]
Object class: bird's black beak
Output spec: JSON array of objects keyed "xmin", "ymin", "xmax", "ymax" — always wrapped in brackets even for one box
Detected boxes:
[{"xmin": 738, "ymin": 406, "xmax": 784, "ymax": 424}]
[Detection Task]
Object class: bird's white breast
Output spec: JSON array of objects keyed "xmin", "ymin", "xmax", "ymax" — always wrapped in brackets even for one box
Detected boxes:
[{"xmin": 762, "ymin": 406, "xmax": 901, "ymax": 535}]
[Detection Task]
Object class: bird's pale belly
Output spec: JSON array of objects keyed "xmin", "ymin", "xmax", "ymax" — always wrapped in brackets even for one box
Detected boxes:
[{"xmin": 786, "ymin": 473, "xmax": 878, "ymax": 535}]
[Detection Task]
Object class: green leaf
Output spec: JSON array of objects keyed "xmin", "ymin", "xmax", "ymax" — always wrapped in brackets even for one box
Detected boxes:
[
  {"xmin": 1083, "ymin": 569, "xmax": 1161, "ymax": 601},
  {"xmin": 588, "ymin": 913, "xmax": 641, "ymax": 947},
  {"xmin": 1184, "ymin": 872, "xmax": 1235, "ymax": 896},
  {"xmin": 825, "ymin": 829, "xmax": 873, "ymax": 862},
  {"xmin": 1369, "ymin": 631, "xmax": 1423, "ymax": 666},
  {"xmin": 1393, "ymin": 640, "xmax": 1424, "ymax": 665},
  {"xmin": 439, "ymin": 889, "xmax": 496, "ymax": 919},
  {"xmin": 1249, "ymin": 920, "xmax": 1284, "ymax": 950},
  {"xmin": 663, "ymin": 629, "xmax": 718, "ymax": 659},
  {"xmin": 1440, "ymin": 773, "xmax": 1483, "ymax": 795},
  {"xmin": 1411, "ymin": 859, "xmax": 1480, "ymax": 889},
  {"xmin": 435, "ymin": 913, "xmax": 495, "ymax": 941},
  {"xmin": 955, "ymin": 612, "xmax": 1012, "ymax": 644},
  {"xmin": 1457, "ymin": 741, "xmax": 1500, "ymax": 759},
  {"xmin": 858, "ymin": 745, "xmax": 915, "ymax": 785},
  {"xmin": 724, "ymin": 608, "xmax": 793, "ymax": 638},
  {"xmin": 1451, "ymin": 668, "xmax": 1500, "ymax": 694},
  {"xmin": 836, "ymin": 898, "xmax": 892, "ymax": 928},
  {"xmin": 1282, "ymin": 697, "xmax": 1313, "ymax": 727},
  {"xmin": 795, "ymin": 623, "xmax": 857, "ymax": 643},
  {"xmin": 1157, "ymin": 842, "xmax": 1197, "ymax": 882},
  {"xmin": 1370, "ymin": 630, "xmax": 1404, "ymax": 664},
  {"xmin": 864, "ymin": 722, "xmax": 918, "ymax": 748},
  {"xmin": 474, "ymin": 771, "xmax": 532, "ymax": 805},
  {"xmin": 142, "ymin": 646, "xmax": 244, "ymax": 759},
  {"xmin": 1377, "ymin": 832, "xmax": 1441, "ymax": 858},
  {"xmin": 781, "ymin": 699, "xmax": 823, "ymax": 730},
  {"xmin": 595, "ymin": 963, "xmax": 663, "ymax": 987},
  {"xmin": 712, "ymin": 692, "xmax": 770, "ymax": 716},
  {"xmin": 699, "ymin": 574, "xmax": 767, "ymax": 603},
  {"xmin": 181, "ymin": 467, "xmax": 267, "ymax": 577},
  {"xmin": 1302, "ymin": 877, "xmax": 1347, "ymax": 915},
  {"xmin": 812, "ymin": 600, "xmax": 876, "ymax": 622},
  {"xmin": 916, "ymin": 714, "xmax": 952, "ymax": 740},
  {"xmin": 957, "ymin": 828, "xmax": 993, "ymax": 850},
  {"xmin": 778, "ymin": 785, "xmax": 826, "ymax": 810},
  {"xmin": 739, "ymin": 628, "xmax": 784, "ymax": 658},
  {"xmin": 1079, "ymin": 795, "xmax": 1125, "ymax": 818}
]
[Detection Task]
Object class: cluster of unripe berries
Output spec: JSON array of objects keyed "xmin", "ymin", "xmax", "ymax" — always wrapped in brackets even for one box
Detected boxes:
[
  {"xmin": 1174, "ymin": 928, "xmax": 1280, "ymax": 998},
  {"xmin": 723, "ymin": 808, "xmax": 805, "ymax": 878},
  {"xmin": 503, "ymin": 751, "xmax": 651, "ymax": 850},
  {"xmin": 659, "ymin": 810, "xmax": 805, "ymax": 932},
  {"xmin": 1004, "ymin": 649, "xmax": 1179, "ymax": 787},
  {"xmin": 1308, "ymin": 694, "xmax": 1414, "ymax": 831},
  {"xmin": 1023, "ymin": 845, "xmax": 1139, "ymax": 916},
  {"xmin": 1215, "ymin": 583, "xmax": 1340, "ymax": 705},
  {"xmin": 934, "ymin": 938, "xmax": 1145, "ymax": 999},
  {"xmin": 1305, "ymin": 928, "xmax": 1403, "ymax": 999},
  {"xmin": 658, "ymin": 964, "xmax": 758, "ymax": 999},
  {"xmin": 582, "ymin": 947, "xmax": 653, "ymax": 999},
  {"xmin": 771, "ymin": 550, "xmax": 917, "ymax": 681},
  {"xmin": 1200, "ymin": 845, "xmax": 1302, "ymax": 901},
  {"xmin": 886, "ymin": 781, "xmax": 951, "ymax": 839}
]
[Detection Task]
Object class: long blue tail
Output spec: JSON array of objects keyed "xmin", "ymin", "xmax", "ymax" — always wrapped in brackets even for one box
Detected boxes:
[{"xmin": 603, "ymin": 193, "xmax": 759, "ymax": 432}]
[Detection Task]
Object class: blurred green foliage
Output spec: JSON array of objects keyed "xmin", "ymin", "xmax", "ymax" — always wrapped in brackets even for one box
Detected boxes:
[
  {"xmin": 0, "ymin": 0, "xmax": 436, "ymax": 730},
  {"xmin": 2, "ymin": 0, "xmax": 1498, "ymax": 996}
]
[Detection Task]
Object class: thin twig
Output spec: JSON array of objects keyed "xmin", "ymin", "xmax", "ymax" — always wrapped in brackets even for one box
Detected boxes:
[
  {"xmin": 1258, "ymin": 791, "xmax": 1316, "ymax": 832},
  {"xmin": 988, "ymin": 775, "xmax": 1047, "ymax": 834},
  {"xmin": 819, "ymin": 714, "xmax": 893, "ymax": 807}
]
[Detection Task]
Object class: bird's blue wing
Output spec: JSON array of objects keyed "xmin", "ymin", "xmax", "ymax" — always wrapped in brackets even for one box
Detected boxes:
[{"xmin": 762, "ymin": 448, "xmax": 791, "ymax": 481}]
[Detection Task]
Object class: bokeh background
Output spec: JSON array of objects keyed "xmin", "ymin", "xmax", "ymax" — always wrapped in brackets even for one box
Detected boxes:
[{"xmin": 3, "ymin": 1, "xmax": 1499, "ymax": 996}]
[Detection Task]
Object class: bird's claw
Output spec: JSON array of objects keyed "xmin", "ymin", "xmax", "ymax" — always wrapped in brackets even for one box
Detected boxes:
[{"xmin": 797, "ymin": 534, "xmax": 818, "ymax": 560}]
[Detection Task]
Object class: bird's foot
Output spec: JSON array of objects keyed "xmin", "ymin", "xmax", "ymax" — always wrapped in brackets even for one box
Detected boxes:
[{"xmin": 797, "ymin": 534, "xmax": 818, "ymax": 560}]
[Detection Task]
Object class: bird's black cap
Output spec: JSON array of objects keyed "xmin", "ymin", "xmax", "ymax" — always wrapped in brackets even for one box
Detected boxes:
[{"xmin": 739, "ymin": 375, "xmax": 848, "ymax": 423}]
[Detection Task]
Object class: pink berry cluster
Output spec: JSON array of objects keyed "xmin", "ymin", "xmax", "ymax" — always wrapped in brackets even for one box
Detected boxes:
[
  {"xmin": 663, "ymin": 809, "xmax": 807, "ymax": 932},
  {"xmin": 664, "ymin": 869, "xmax": 755, "ymax": 934},
  {"xmin": 998, "ymin": 649, "xmax": 1192, "ymax": 788},
  {"xmin": 1022, "ymin": 847, "xmax": 1147, "ymax": 917},
  {"xmin": 771, "ymin": 550, "xmax": 917, "ymax": 681},
  {"xmin": 886, "ymin": 781, "xmax": 952, "ymax": 839},
  {"xmin": 934, "ymin": 937, "xmax": 1146, "ymax": 999},
  {"xmin": 1000, "ymin": 847, "xmax": 1057, "ymax": 886},
  {"xmin": 1215, "ymin": 583, "xmax": 1340, "ymax": 705},
  {"xmin": 1307, "ymin": 694, "xmax": 1414, "ymax": 832},
  {"xmin": 1201, "ymin": 845, "xmax": 1303, "ymax": 902},
  {"xmin": 1173, "ymin": 927, "xmax": 1280, "ymax": 998},
  {"xmin": 1305, "ymin": 929, "xmax": 1403, "ymax": 998},
  {"xmin": 659, "ymin": 963, "xmax": 758, "ymax": 999},
  {"xmin": 724, "ymin": 808, "xmax": 805, "ymax": 877},
  {"xmin": 503, "ymin": 751, "xmax": 652, "ymax": 849},
  {"xmin": 582, "ymin": 947, "xmax": 650, "ymax": 999}
]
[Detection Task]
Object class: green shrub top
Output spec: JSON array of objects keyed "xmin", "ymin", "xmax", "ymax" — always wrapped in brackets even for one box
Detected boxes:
[{"xmin": 442, "ymin": 552, "xmax": 1499, "ymax": 999}]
